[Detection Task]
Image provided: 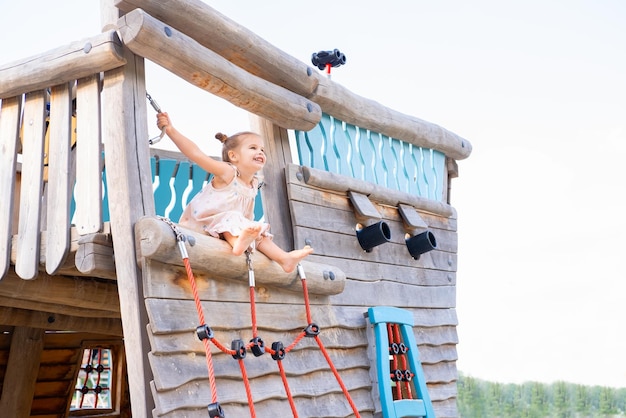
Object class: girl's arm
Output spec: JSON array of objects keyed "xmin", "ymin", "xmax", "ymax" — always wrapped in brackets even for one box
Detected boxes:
[{"xmin": 156, "ymin": 112, "xmax": 234, "ymax": 182}]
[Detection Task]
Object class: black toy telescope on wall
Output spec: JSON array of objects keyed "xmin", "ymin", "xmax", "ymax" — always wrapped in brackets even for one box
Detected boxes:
[
  {"xmin": 356, "ymin": 221, "xmax": 391, "ymax": 252},
  {"xmin": 311, "ymin": 49, "xmax": 346, "ymax": 78},
  {"xmin": 405, "ymin": 230, "xmax": 437, "ymax": 260}
]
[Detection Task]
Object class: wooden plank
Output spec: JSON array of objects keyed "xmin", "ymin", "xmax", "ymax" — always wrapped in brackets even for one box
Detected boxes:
[
  {"xmin": 398, "ymin": 203, "xmax": 428, "ymax": 230},
  {"xmin": 149, "ymin": 345, "xmax": 370, "ymax": 390},
  {"xmin": 152, "ymin": 369, "xmax": 375, "ymax": 416},
  {"xmin": 45, "ymin": 83, "xmax": 73, "ymax": 274},
  {"xmin": 74, "ymin": 74, "xmax": 103, "ymax": 235},
  {"xmin": 151, "ymin": 385, "xmax": 376, "ymax": 418},
  {"xmin": 0, "ymin": 30, "xmax": 126, "ymax": 99},
  {"xmin": 116, "ymin": 8, "xmax": 321, "ymax": 131},
  {"xmin": 0, "ymin": 96, "xmax": 21, "ymax": 279},
  {"xmin": 348, "ymin": 191, "xmax": 382, "ymax": 221},
  {"xmin": 99, "ymin": 24, "xmax": 156, "ymax": 414},
  {"xmin": 0, "ymin": 327, "xmax": 45, "ymax": 418},
  {"xmin": 15, "ymin": 91, "xmax": 46, "ymax": 280}
]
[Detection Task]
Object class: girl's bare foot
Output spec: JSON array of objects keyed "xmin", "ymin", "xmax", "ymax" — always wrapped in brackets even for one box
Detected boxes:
[
  {"xmin": 277, "ymin": 245, "xmax": 314, "ymax": 273},
  {"xmin": 231, "ymin": 225, "xmax": 262, "ymax": 256}
]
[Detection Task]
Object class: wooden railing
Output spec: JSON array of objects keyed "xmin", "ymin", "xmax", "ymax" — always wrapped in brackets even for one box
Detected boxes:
[{"xmin": 295, "ymin": 113, "xmax": 446, "ymax": 202}]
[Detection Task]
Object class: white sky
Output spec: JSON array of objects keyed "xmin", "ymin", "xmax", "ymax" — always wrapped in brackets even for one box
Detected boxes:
[{"xmin": 2, "ymin": 1, "xmax": 625, "ymax": 388}]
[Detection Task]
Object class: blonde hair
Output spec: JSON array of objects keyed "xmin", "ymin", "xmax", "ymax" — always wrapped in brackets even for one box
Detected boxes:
[{"xmin": 215, "ymin": 131, "xmax": 258, "ymax": 162}]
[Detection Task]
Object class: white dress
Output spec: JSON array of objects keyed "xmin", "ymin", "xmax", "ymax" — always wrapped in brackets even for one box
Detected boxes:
[{"xmin": 178, "ymin": 165, "xmax": 270, "ymax": 241}]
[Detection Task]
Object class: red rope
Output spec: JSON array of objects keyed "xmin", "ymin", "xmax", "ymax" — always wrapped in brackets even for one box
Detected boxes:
[
  {"xmin": 178, "ymin": 242, "xmax": 364, "ymax": 417},
  {"xmin": 183, "ymin": 257, "xmax": 219, "ymax": 403},
  {"xmin": 277, "ymin": 360, "xmax": 299, "ymax": 417},
  {"xmin": 393, "ymin": 323, "xmax": 414, "ymax": 399},
  {"xmin": 239, "ymin": 358, "xmax": 257, "ymax": 418},
  {"xmin": 314, "ymin": 335, "xmax": 361, "ymax": 418}
]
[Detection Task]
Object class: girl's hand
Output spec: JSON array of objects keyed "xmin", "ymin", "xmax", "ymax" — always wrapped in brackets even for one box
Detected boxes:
[{"xmin": 156, "ymin": 112, "xmax": 171, "ymax": 132}]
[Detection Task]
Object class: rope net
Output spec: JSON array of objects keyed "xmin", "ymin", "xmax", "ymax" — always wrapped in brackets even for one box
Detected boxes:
[{"xmin": 161, "ymin": 217, "xmax": 362, "ymax": 418}]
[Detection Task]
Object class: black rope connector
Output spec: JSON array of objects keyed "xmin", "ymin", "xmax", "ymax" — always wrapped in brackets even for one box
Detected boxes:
[
  {"xmin": 391, "ymin": 369, "xmax": 405, "ymax": 382},
  {"xmin": 231, "ymin": 339, "xmax": 246, "ymax": 360},
  {"xmin": 271, "ymin": 341, "xmax": 286, "ymax": 361},
  {"xmin": 208, "ymin": 401, "xmax": 225, "ymax": 417},
  {"xmin": 399, "ymin": 342, "xmax": 408, "ymax": 354},
  {"xmin": 250, "ymin": 336, "xmax": 265, "ymax": 357},
  {"xmin": 404, "ymin": 370, "xmax": 413, "ymax": 381},
  {"xmin": 304, "ymin": 323, "xmax": 320, "ymax": 337},
  {"xmin": 196, "ymin": 324, "xmax": 214, "ymax": 341},
  {"xmin": 390, "ymin": 342, "xmax": 400, "ymax": 355}
]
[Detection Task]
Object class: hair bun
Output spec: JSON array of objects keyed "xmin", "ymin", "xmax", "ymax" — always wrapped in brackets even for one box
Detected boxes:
[{"xmin": 215, "ymin": 132, "xmax": 229, "ymax": 143}]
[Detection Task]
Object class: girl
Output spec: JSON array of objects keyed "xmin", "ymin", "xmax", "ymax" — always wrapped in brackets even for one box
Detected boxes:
[{"xmin": 156, "ymin": 112, "xmax": 313, "ymax": 273}]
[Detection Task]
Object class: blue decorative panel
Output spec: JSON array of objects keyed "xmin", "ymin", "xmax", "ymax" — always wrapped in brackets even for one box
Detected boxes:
[{"xmin": 294, "ymin": 114, "xmax": 446, "ymax": 202}]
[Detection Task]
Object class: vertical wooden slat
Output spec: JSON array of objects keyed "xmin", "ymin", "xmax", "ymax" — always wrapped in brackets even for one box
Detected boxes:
[
  {"xmin": 15, "ymin": 91, "xmax": 46, "ymax": 280},
  {"xmin": 249, "ymin": 116, "xmax": 294, "ymax": 251},
  {"xmin": 0, "ymin": 97, "xmax": 22, "ymax": 279},
  {"xmin": 45, "ymin": 83, "xmax": 73, "ymax": 274},
  {"xmin": 74, "ymin": 75, "xmax": 103, "ymax": 235}
]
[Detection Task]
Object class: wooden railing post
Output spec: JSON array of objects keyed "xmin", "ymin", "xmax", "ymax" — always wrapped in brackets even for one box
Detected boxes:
[{"xmin": 100, "ymin": 0, "xmax": 156, "ymax": 415}]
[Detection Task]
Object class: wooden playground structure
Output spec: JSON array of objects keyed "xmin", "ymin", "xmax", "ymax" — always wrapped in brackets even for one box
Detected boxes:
[{"xmin": 0, "ymin": 1, "xmax": 471, "ymax": 417}]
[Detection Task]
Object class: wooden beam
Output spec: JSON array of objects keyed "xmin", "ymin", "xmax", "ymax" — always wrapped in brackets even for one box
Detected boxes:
[
  {"xmin": 0, "ymin": 306, "xmax": 123, "ymax": 336},
  {"xmin": 0, "ymin": 270, "xmax": 120, "ymax": 313},
  {"xmin": 113, "ymin": 0, "xmax": 471, "ymax": 160},
  {"xmin": 249, "ymin": 116, "xmax": 294, "ymax": 251},
  {"xmin": 301, "ymin": 165, "xmax": 455, "ymax": 218},
  {"xmin": 0, "ymin": 30, "xmax": 126, "ymax": 99},
  {"xmin": 116, "ymin": 8, "xmax": 321, "ymax": 131},
  {"xmin": 0, "ymin": 327, "xmax": 45, "ymax": 417},
  {"xmin": 100, "ymin": 1, "xmax": 156, "ymax": 412},
  {"xmin": 114, "ymin": 0, "xmax": 319, "ymax": 98},
  {"xmin": 136, "ymin": 216, "xmax": 346, "ymax": 296},
  {"xmin": 310, "ymin": 76, "xmax": 472, "ymax": 160}
]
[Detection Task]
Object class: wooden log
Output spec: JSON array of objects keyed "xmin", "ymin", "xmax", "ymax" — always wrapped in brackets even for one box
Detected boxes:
[
  {"xmin": 300, "ymin": 164, "xmax": 456, "ymax": 218},
  {"xmin": 135, "ymin": 216, "xmax": 346, "ymax": 296},
  {"xmin": 0, "ymin": 327, "xmax": 44, "ymax": 418},
  {"xmin": 74, "ymin": 233, "xmax": 117, "ymax": 279},
  {"xmin": 0, "ymin": 30, "xmax": 126, "ymax": 99},
  {"xmin": 0, "ymin": 96, "xmax": 21, "ymax": 279},
  {"xmin": 116, "ymin": 9, "xmax": 321, "ymax": 131},
  {"xmin": 114, "ymin": 0, "xmax": 319, "ymax": 98}
]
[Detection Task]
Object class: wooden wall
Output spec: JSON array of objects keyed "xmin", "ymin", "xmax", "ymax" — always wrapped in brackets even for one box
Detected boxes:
[{"xmin": 141, "ymin": 164, "xmax": 459, "ymax": 417}]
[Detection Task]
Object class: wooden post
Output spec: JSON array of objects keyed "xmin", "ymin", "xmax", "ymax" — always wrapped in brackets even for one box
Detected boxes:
[
  {"xmin": 0, "ymin": 327, "xmax": 45, "ymax": 417},
  {"xmin": 249, "ymin": 115, "xmax": 294, "ymax": 251},
  {"xmin": 99, "ymin": 0, "xmax": 156, "ymax": 415}
]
